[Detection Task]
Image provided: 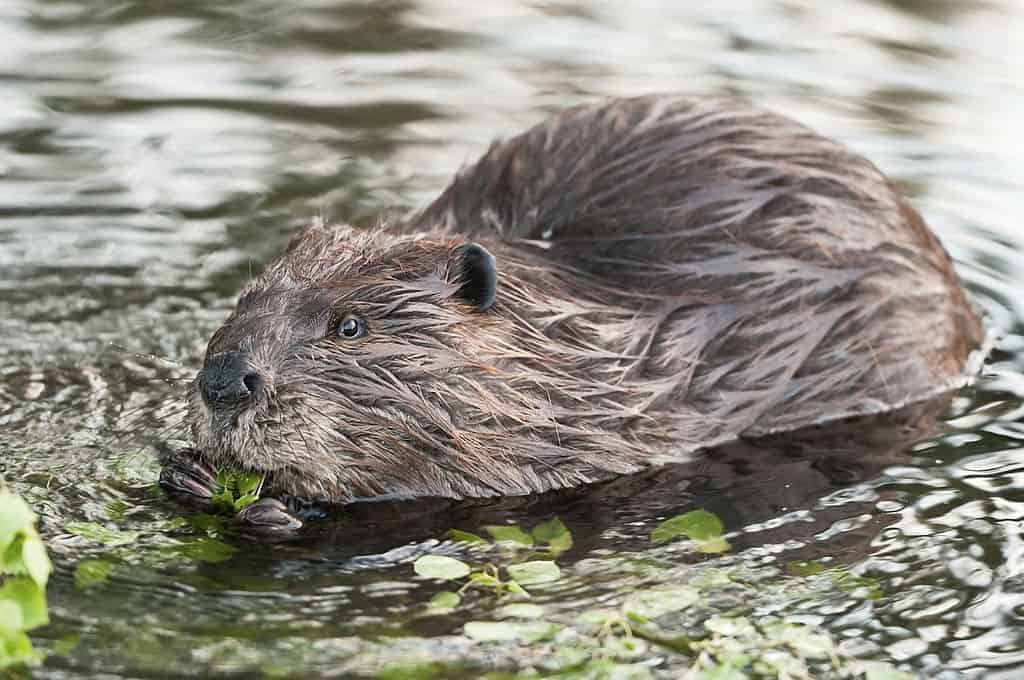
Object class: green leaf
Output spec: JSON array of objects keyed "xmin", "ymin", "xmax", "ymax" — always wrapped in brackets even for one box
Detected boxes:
[
  {"xmin": 0, "ymin": 577, "xmax": 48, "ymax": 630},
  {"xmin": 413, "ymin": 555, "xmax": 472, "ymax": 580},
  {"xmin": 428, "ymin": 591, "xmax": 461, "ymax": 610},
  {"xmin": 74, "ymin": 559, "xmax": 116, "ymax": 590},
  {"xmin": 377, "ymin": 661, "xmax": 445, "ymax": 680},
  {"xmin": 483, "ymin": 525, "xmax": 534, "ymax": 547},
  {"xmin": 0, "ymin": 631, "xmax": 39, "ymax": 669},
  {"xmin": 0, "ymin": 493, "xmax": 35, "ymax": 552},
  {"xmin": 463, "ymin": 620, "xmax": 559, "ymax": 643},
  {"xmin": 579, "ymin": 609, "xmax": 618, "ymax": 626},
  {"xmin": 467, "ymin": 571, "xmax": 501, "ymax": 589},
  {"xmin": 52, "ymin": 633, "xmax": 81, "ymax": 656},
  {"xmin": 234, "ymin": 494, "xmax": 259, "ymax": 512},
  {"xmin": 694, "ymin": 537, "xmax": 732, "ymax": 554},
  {"xmin": 785, "ymin": 560, "xmax": 826, "ymax": 577},
  {"xmin": 447, "ymin": 529, "xmax": 490, "ymax": 546},
  {"xmin": 531, "ymin": 518, "xmax": 573, "ymax": 554},
  {"xmin": 603, "ymin": 634, "xmax": 648, "ymax": 659},
  {"xmin": 506, "ymin": 560, "xmax": 560, "ymax": 585},
  {"xmin": 175, "ymin": 538, "xmax": 237, "ymax": 564},
  {"xmin": 504, "ymin": 580, "xmax": 527, "ymax": 596},
  {"xmin": 623, "ymin": 586, "xmax": 699, "ymax": 619},
  {"xmin": 651, "ymin": 509, "xmax": 726, "ymax": 545},
  {"xmin": 234, "ymin": 472, "xmax": 263, "ymax": 497},
  {"xmin": 496, "ymin": 603, "xmax": 545, "ymax": 619},
  {"xmin": 20, "ymin": 534, "xmax": 51, "ymax": 588},
  {"xmin": 695, "ymin": 661, "xmax": 750, "ymax": 680},
  {"xmin": 858, "ymin": 661, "xmax": 916, "ymax": 680},
  {"xmin": 1, "ymin": 534, "xmax": 27, "ymax": 576},
  {"xmin": 775, "ymin": 625, "xmax": 835, "ymax": 659},
  {"xmin": 0, "ymin": 601, "xmax": 23, "ymax": 637},
  {"xmin": 704, "ymin": 616, "xmax": 756, "ymax": 638},
  {"xmin": 211, "ymin": 471, "xmax": 265, "ymax": 515},
  {"xmin": 65, "ymin": 521, "xmax": 140, "ymax": 547}
]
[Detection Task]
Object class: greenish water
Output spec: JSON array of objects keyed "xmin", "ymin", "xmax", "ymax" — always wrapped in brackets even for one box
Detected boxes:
[{"xmin": 1, "ymin": 0, "xmax": 1023, "ymax": 677}]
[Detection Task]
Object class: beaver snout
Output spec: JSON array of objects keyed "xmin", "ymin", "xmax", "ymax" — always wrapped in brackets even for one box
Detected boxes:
[{"xmin": 198, "ymin": 350, "xmax": 264, "ymax": 408}]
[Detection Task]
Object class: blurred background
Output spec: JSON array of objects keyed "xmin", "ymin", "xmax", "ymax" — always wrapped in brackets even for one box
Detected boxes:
[{"xmin": 0, "ymin": 1, "xmax": 1022, "ymax": 678}]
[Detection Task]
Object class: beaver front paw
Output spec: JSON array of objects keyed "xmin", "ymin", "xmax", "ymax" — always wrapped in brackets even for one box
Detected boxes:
[
  {"xmin": 158, "ymin": 449, "xmax": 218, "ymax": 511},
  {"xmin": 233, "ymin": 498, "xmax": 303, "ymax": 538}
]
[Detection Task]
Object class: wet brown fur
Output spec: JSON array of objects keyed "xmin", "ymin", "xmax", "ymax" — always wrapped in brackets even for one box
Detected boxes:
[{"xmin": 187, "ymin": 95, "xmax": 984, "ymax": 503}]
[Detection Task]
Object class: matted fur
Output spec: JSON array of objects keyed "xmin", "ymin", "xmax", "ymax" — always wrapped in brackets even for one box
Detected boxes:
[{"xmin": 186, "ymin": 95, "xmax": 984, "ymax": 503}]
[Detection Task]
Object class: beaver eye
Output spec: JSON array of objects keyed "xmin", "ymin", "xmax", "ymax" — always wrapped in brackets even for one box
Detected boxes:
[{"xmin": 336, "ymin": 315, "xmax": 366, "ymax": 340}]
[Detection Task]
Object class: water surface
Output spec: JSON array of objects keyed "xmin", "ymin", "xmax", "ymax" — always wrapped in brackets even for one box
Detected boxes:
[{"xmin": 1, "ymin": 0, "xmax": 1023, "ymax": 677}]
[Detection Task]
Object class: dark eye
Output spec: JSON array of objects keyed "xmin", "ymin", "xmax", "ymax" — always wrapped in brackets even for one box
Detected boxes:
[{"xmin": 336, "ymin": 315, "xmax": 366, "ymax": 339}]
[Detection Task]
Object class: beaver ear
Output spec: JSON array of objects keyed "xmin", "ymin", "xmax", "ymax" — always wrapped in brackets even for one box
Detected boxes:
[{"xmin": 451, "ymin": 242, "xmax": 497, "ymax": 311}]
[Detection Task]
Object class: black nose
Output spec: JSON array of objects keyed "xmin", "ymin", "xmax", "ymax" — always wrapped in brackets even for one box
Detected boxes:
[{"xmin": 198, "ymin": 351, "xmax": 263, "ymax": 407}]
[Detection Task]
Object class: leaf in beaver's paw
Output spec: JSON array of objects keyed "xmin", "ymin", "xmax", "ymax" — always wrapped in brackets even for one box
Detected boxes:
[
  {"xmin": 413, "ymin": 555, "xmax": 471, "ymax": 580},
  {"xmin": 506, "ymin": 560, "xmax": 560, "ymax": 585}
]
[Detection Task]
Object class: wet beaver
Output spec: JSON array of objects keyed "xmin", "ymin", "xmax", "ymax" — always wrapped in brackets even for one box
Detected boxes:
[{"xmin": 160, "ymin": 94, "xmax": 984, "ymax": 524}]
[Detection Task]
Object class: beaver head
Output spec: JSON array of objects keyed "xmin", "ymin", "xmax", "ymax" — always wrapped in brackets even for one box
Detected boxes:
[{"xmin": 188, "ymin": 224, "xmax": 658, "ymax": 502}]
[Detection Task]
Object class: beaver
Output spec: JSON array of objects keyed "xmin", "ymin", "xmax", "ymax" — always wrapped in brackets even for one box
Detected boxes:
[{"xmin": 159, "ymin": 94, "xmax": 984, "ymax": 527}]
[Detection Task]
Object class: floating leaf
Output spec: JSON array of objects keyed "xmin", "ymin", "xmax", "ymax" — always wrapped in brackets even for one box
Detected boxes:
[
  {"xmin": 507, "ymin": 560, "xmax": 560, "ymax": 585},
  {"xmin": 505, "ymin": 581, "xmax": 527, "ymax": 596},
  {"xmin": 428, "ymin": 591, "xmax": 461, "ymax": 611},
  {"xmin": 857, "ymin": 661, "xmax": 916, "ymax": 680},
  {"xmin": 464, "ymin": 620, "xmax": 559, "ymax": 643},
  {"xmin": 775, "ymin": 624, "xmax": 835, "ymax": 659},
  {"xmin": 0, "ymin": 631, "xmax": 38, "ymax": 669},
  {"xmin": 446, "ymin": 529, "xmax": 489, "ymax": 546},
  {"xmin": 0, "ymin": 601, "xmax": 23, "ymax": 638},
  {"xmin": 0, "ymin": 578, "xmax": 48, "ymax": 631},
  {"xmin": 74, "ymin": 559, "xmax": 116, "ymax": 590},
  {"xmin": 483, "ymin": 525, "xmax": 534, "ymax": 547},
  {"xmin": 65, "ymin": 522, "xmax": 140, "ymax": 547},
  {"xmin": 0, "ymin": 493, "xmax": 34, "ymax": 551},
  {"xmin": 694, "ymin": 537, "xmax": 731, "ymax": 554},
  {"xmin": 651, "ymin": 509, "xmax": 726, "ymax": 545},
  {"xmin": 623, "ymin": 586, "xmax": 699, "ymax": 619},
  {"xmin": 695, "ymin": 660, "xmax": 750, "ymax": 680},
  {"xmin": 176, "ymin": 538, "xmax": 237, "ymax": 563},
  {"xmin": 603, "ymin": 634, "xmax": 648, "ymax": 660},
  {"xmin": 531, "ymin": 518, "xmax": 573, "ymax": 554},
  {"xmin": 579, "ymin": 609, "xmax": 619, "ymax": 626},
  {"xmin": 704, "ymin": 616, "xmax": 756, "ymax": 638},
  {"xmin": 377, "ymin": 662, "xmax": 445, "ymax": 680},
  {"xmin": 785, "ymin": 560, "xmax": 826, "ymax": 577},
  {"xmin": 496, "ymin": 603, "xmax": 545, "ymax": 619},
  {"xmin": 413, "ymin": 555, "xmax": 471, "ymax": 581},
  {"xmin": 20, "ymin": 534, "xmax": 51, "ymax": 588}
]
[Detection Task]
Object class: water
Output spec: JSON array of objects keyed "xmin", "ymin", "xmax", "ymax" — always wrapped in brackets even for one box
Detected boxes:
[{"xmin": 1, "ymin": 0, "xmax": 1022, "ymax": 677}]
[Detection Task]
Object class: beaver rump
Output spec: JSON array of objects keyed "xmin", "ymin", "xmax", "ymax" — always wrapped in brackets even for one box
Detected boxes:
[{"xmin": 159, "ymin": 94, "xmax": 983, "ymax": 528}]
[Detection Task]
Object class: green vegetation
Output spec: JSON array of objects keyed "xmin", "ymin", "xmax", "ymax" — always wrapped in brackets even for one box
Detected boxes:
[
  {"xmin": 210, "ymin": 471, "xmax": 264, "ymax": 515},
  {"xmin": 0, "ymin": 491, "xmax": 52, "ymax": 670},
  {"xmin": 403, "ymin": 511, "xmax": 914, "ymax": 680}
]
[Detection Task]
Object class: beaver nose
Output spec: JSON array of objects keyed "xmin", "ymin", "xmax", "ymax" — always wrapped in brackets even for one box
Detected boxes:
[{"xmin": 198, "ymin": 351, "xmax": 263, "ymax": 407}]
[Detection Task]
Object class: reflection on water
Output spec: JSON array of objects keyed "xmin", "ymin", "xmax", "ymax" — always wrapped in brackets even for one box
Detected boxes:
[{"xmin": 1, "ymin": 0, "xmax": 1022, "ymax": 677}]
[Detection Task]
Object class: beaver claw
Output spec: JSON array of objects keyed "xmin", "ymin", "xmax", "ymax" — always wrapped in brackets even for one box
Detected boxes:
[
  {"xmin": 158, "ymin": 450, "xmax": 218, "ymax": 510},
  {"xmin": 233, "ymin": 498, "xmax": 304, "ymax": 537}
]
